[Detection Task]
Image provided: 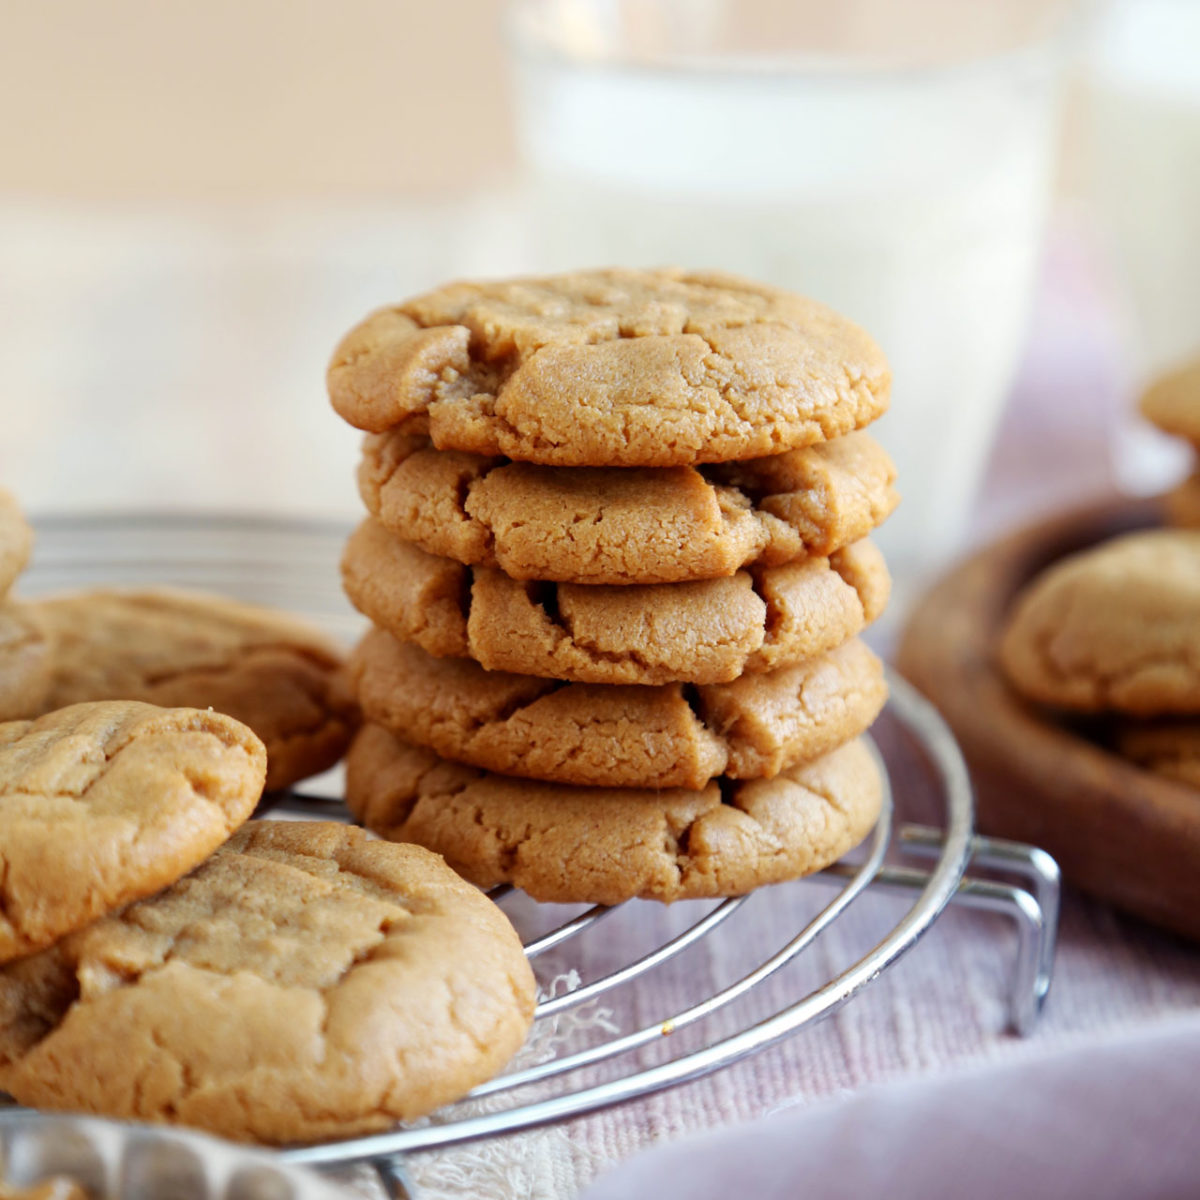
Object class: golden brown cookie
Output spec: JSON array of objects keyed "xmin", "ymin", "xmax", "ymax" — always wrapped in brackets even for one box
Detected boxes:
[
  {"xmin": 0, "ymin": 489, "xmax": 33, "ymax": 598},
  {"xmin": 0, "ymin": 1180, "xmax": 87, "ymax": 1200},
  {"xmin": 358, "ymin": 426, "xmax": 898, "ymax": 584},
  {"xmin": 1166, "ymin": 471, "xmax": 1200, "ymax": 529},
  {"xmin": 342, "ymin": 521, "xmax": 889, "ymax": 685},
  {"xmin": 0, "ymin": 603, "xmax": 51, "ymax": 722},
  {"xmin": 350, "ymin": 629, "xmax": 887, "ymax": 789},
  {"xmin": 1115, "ymin": 720, "xmax": 1200, "ymax": 789},
  {"xmin": 328, "ymin": 268, "xmax": 890, "ymax": 467},
  {"xmin": 0, "ymin": 701, "xmax": 265, "ymax": 964},
  {"xmin": 0, "ymin": 820, "xmax": 536, "ymax": 1144},
  {"xmin": 345, "ymin": 727, "xmax": 883, "ymax": 905},
  {"xmin": 1140, "ymin": 358, "xmax": 1200, "ymax": 446},
  {"xmin": 998, "ymin": 530, "xmax": 1200, "ymax": 715},
  {"xmin": 30, "ymin": 588, "xmax": 357, "ymax": 790}
]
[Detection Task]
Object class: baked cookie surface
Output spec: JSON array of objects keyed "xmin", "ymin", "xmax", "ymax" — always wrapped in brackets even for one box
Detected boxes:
[
  {"xmin": 328, "ymin": 268, "xmax": 890, "ymax": 467},
  {"xmin": 31, "ymin": 588, "xmax": 357, "ymax": 789},
  {"xmin": 0, "ymin": 603, "xmax": 51, "ymax": 722},
  {"xmin": 1140, "ymin": 358, "xmax": 1200, "ymax": 445},
  {"xmin": 1166, "ymin": 471, "xmax": 1200, "ymax": 529},
  {"xmin": 999, "ymin": 530, "xmax": 1200, "ymax": 715},
  {"xmin": 0, "ymin": 820, "xmax": 536, "ymax": 1144},
  {"xmin": 0, "ymin": 700, "xmax": 265, "ymax": 964},
  {"xmin": 358, "ymin": 426, "xmax": 898, "ymax": 584},
  {"xmin": 343, "ymin": 521, "xmax": 889, "ymax": 685},
  {"xmin": 346, "ymin": 727, "xmax": 883, "ymax": 905},
  {"xmin": 0, "ymin": 489, "xmax": 33, "ymax": 598},
  {"xmin": 351, "ymin": 630, "xmax": 886, "ymax": 789},
  {"xmin": 1116, "ymin": 720, "xmax": 1200, "ymax": 789}
]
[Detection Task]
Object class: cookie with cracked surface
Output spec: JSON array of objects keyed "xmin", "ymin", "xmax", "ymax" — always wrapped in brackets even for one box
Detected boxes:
[
  {"xmin": 0, "ymin": 700, "xmax": 265, "ymax": 964},
  {"xmin": 1140, "ymin": 358, "xmax": 1200, "ymax": 446},
  {"xmin": 30, "ymin": 588, "xmax": 357, "ymax": 790},
  {"xmin": 351, "ymin": 629, "xmax": 886, "ymax": 789},
  {"xmin": 1115, "ymin": 720, "xmax": 1200, "ymax": 789},
  {"xmin": 0, "ymin": 489, "xmax": 33, "ymax": 598},
  {"xmin": 328, "ymin": 267, "xmax": 890, "ymax": 467},
  {"xmin": 342, "ymin": 521, "xmax": 889, "ymax": 686},
  {"xmin": 0, "ymin": 820, "xmax": 536, "ymax": 1144},
  {"xmin": 345, "ymin": 726, "xmax": 883, "ymax": 905},
  {"xmin": 998, "ymin": 530, "xmax": 1200, "ymax": 715},
  {"xmin": 1166, "ymin": 471, "xmax": 1200, "ymax": 529},
  {"xmin": 357, "ymin": 425, "xmax": 898, "ymax": 584},
  {"xmin": 0, "ymin": 603, "xmax": 51, "ymax": 722}
]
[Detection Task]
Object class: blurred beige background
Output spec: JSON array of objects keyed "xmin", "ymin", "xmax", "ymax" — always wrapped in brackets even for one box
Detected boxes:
[
  {"xmin": 1, "ymin": 0, "xmax": 1067, "ymax": 200},
  {"xmin": 1, "ymin": 0, "xmax": 514, "ymax": 198}
]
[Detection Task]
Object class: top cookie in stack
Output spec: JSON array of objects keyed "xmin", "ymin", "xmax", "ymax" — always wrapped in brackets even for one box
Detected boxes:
[{"xmin": 330, "ymin": 268, "xmax": 898, "ymax": 904}]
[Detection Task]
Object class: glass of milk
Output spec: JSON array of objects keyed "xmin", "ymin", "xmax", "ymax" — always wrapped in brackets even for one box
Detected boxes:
[{"xmin": 507, "ymin": 0, "xmax": 1076, "ymax": 591}]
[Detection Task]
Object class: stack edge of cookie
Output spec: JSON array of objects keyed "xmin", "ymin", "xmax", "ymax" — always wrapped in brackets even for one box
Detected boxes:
[
  {"xmin": 1142, "ymin": 358, "xmax": 1200, "ymax": 529},
  {"xmin": 330, "ymin": 268, "xmax": 899, "ymax": 905}
]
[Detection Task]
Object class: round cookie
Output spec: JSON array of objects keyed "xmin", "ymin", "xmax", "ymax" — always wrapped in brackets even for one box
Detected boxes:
[
  {"xmin": 1140, "ymin": 358, "xmax": 1200, "ymax": 446},
  {"xmin": 998, "ymin": 530, "xmax": 1200, "ymax": 715},
  {"xmin": 358, "ymin": 425, "xmax": 898, "ymax": 585},
  {"xmin": 342, "ymin": 520, "xmax": 890, "ymax": 686},
  {"xmin": 351, "ymin": 629, "xmax": 887, "ymax": 789},
  {"xmin": 0, "ymin": 820, "xmax": 536, "ymax": 1144},
  {"xmin": 0, "ymin": 603, "xmax": 51, "ymax": 722},
  {"xmin": 345, "ymin": 727, "xmax": 884, "ymax": 905},
  {"xmin": 0, "ymin": 700, "xmax": 266, "ymax": 964},
  {"xmin": 1165, "ymin": 471, "xmax": 1200, "ymax": 529},
  {"xmin": 1115, "ymin": 720, "xmax": 1200, "ymax": 789},
  {"xmin": 31, "ymin": 588, "xmax": 358, "ymax": 790},
  {"xmin": 328, "ymin": 268, "xmax": 890, "ymax": 467},
  {"xmin": 0, "ymin": 488, "xmax": 33, "ymax": 598}
]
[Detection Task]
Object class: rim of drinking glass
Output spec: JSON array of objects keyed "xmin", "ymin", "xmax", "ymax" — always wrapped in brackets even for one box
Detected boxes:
[{"xmin": 505, "ymin": 0, "xmax": 1089, "ymax": 84}]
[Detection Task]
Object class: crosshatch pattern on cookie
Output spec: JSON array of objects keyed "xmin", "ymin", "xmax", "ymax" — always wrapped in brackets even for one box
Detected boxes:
[
  {"xmin": 342, "ymin": 520, "xmax": 890, "ymax": 686},
  {"xmin": 345, "ymin": 727, "xmax": 884, "ymax": 905},
  {"xmin": 328, "ymin": 268, "xmax": 890, "ymax": 468},
  {"xmin": 29, "ymin": 588, "xmax": 358, "ymax": 791},
  {"xmin": 350, "ymin": 630, "xmax": 887, "ymax": 789},
  {"xmin": 0, "ymin": 701, "xmax": 266, "ymax": 964},
  {"xmin": 0, "ymin": 821, "xmax": 536, "ymax": 1144},
  {"xmin": 357, "ymin": 424, "xmax": 898, "ymax": 585}
]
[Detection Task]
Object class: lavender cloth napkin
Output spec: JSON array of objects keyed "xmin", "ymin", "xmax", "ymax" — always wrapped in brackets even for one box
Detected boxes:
[{"xmin": 581, "ymin": 1011, "xmax": 1200, "ymax": 1200}]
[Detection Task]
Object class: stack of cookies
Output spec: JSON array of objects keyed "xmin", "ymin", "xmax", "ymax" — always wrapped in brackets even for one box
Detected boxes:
[
  {"xmin": 329, "ymin": 268, "xmax": 899, "ymax": 905},
  {"xmin": 1142, "ymin": 358, "xmax": 1200, "ymax": 529}
]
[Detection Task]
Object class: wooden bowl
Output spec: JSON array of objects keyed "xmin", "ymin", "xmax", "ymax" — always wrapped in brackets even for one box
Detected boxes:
[{"xmin": 896, "ymin": 496, "xmax": 1200, "ymax": 940}]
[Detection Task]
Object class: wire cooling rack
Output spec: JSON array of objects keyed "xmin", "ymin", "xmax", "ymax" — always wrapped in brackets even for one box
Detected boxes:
[{"xmin": 12, "ymin": 513, "xmax": 1062, "ymax": 1199}]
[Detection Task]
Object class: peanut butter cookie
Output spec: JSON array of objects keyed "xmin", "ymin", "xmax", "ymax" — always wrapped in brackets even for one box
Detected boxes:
[
  {"xmin": 1140, "ymin": 358, "xmax": 1200, "ymax": 446},
  {"xmin": 0, "ymin": 603, "xmax": 50, "ymax": 722},
  {"xmin": 0, "ymin": 820, "xmax": 536, "ymax": 1144},
  {"xmin": 1166, "ymin": 471, "xmax": 1200, "ymax": 529},
  {"xmin": 351, "ymin": 629, "xmax": 886, "ymax": 788},
  {"xmin": 342, "ymin": 521, "xmax": 889, "ymax": 686},
  {"xmin": 31, "ymin": 589, "xmax": 357, "ymax": 790},
  {"xmin": 1115, "ymin": 720, "xmax": 1200, "ymax": 789},
  {"xmin": 345, "ymin": 727, "xmax": 883, "ymax": 905},
  {"xmin": 329, "ymin": 268, "xmax": 890, "ymax": 467},
  {"xmin": 358, "ymin": 425, "xmax": 898, "ymax": 584},
  {"xmin": 999, "ymin": 530, "xmax": 1200, "ymax": 715},
  {"xmin": 0, "ymin": 700, "xmax": 265, "ymax": 964},
  {"xmin": 0, "ymin": 489, "xmax": 33, "ymax": 598}
]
